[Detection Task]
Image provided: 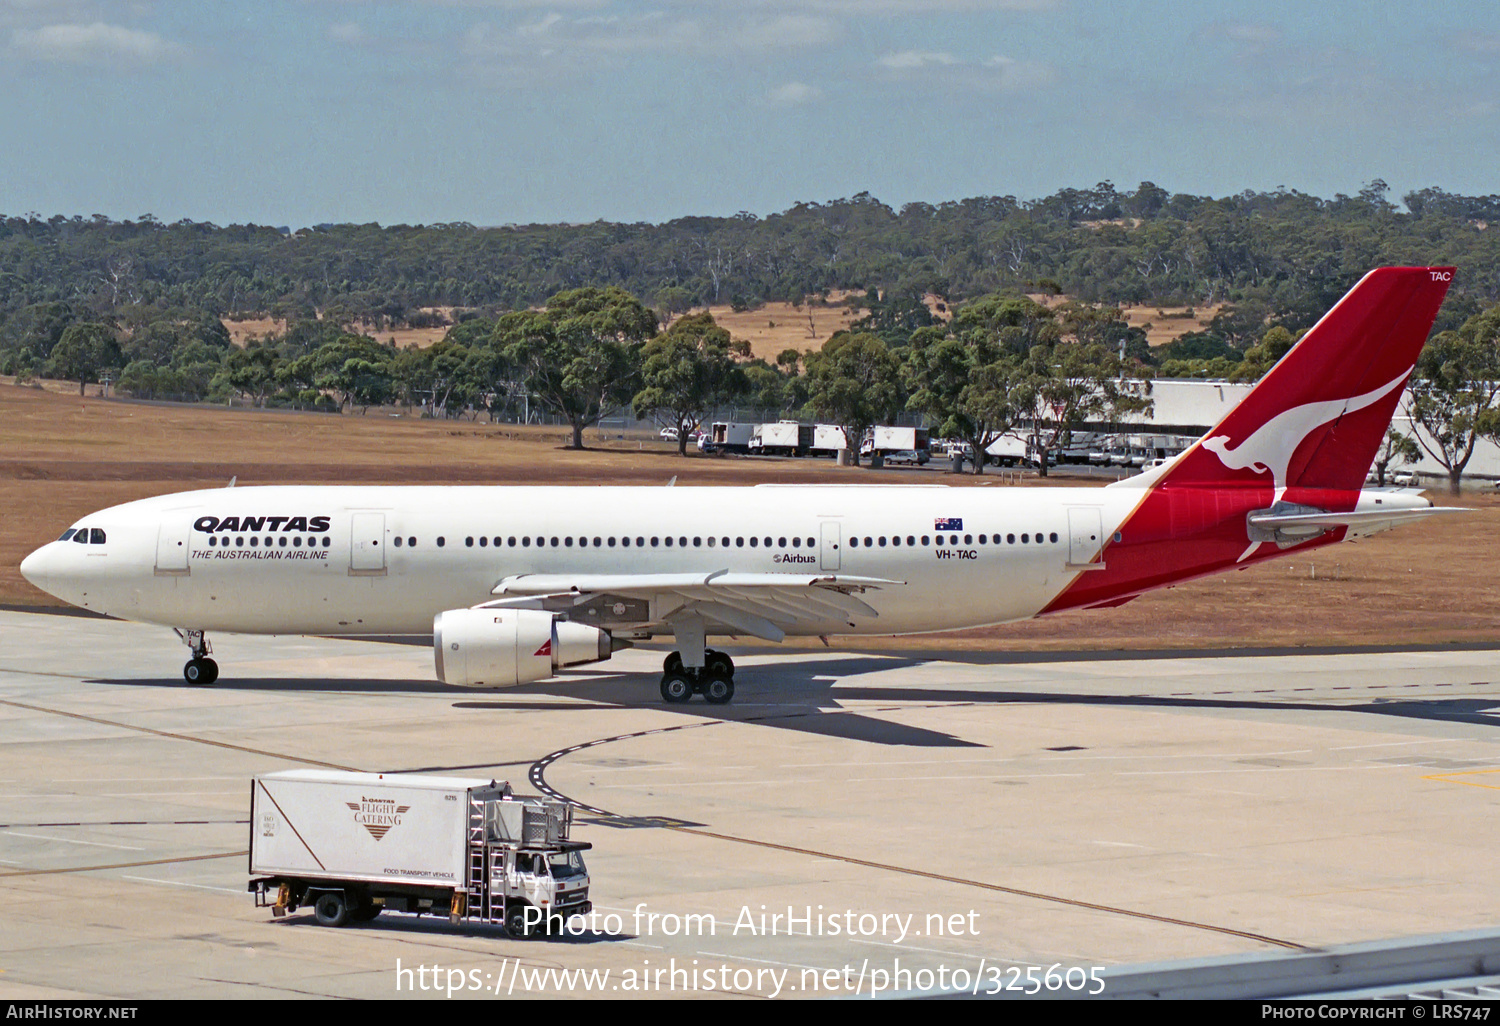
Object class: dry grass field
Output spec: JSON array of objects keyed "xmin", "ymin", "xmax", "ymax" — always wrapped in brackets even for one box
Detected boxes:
[
  {"xmin": 219, "ymin": 294, "xmax": 1214, "ymax": 359},
  {"xmin": 4, "ymin": 379, "xmax": 1496, "ymax": 653}
]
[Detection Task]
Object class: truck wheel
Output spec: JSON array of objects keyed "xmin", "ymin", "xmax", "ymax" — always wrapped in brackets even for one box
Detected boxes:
[
  {"xmin": 506, "ymin": 905, "xmax": 530, "ymax": 938},
  {"xmin": 313, "ymin": 891, "xmax": 350, "ymax": 927}
]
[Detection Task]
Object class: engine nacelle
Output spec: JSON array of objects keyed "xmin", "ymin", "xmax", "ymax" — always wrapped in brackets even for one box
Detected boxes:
[{"xmin": 433, "ymin": 608, "xmax": 613, "ymax": 688}]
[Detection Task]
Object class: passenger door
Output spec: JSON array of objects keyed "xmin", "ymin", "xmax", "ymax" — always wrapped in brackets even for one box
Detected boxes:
[{"xmin": 348, "ymin": 512, "xmax": 387, "ymax": 576}]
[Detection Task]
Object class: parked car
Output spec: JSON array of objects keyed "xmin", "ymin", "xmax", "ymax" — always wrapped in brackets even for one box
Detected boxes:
[
  {"xmin": 884, "ymin": 449, "xmax": 929, "ymax": 465},
  {"xmin": 659, "ymin": 427, "xmax": 679, "ymax": 441}
]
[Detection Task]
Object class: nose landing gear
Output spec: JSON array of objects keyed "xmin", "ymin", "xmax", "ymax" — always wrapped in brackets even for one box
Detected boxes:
[{"xmin": 175, "ymin": 628, "xmax": 219, "ymax": 685}]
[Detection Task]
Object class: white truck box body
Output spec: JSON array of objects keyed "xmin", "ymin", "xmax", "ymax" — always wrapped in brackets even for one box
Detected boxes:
[
  {"xmin": 759, "ymin": 422, "xmax": 811, "ymax": 450},
  {"xmin": 811, "ymin": 424, "xmax": 849, "ymax": 453},
  {"xmin": 873, "ymin": 426, "xmax": 929, "ymax": 452},
  {"xmin": 251, "ymin": 770, "xmax": 505, "ymax": 889}
]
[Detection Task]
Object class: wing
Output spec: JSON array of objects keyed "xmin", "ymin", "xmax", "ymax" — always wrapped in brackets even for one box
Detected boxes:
[{"xmin": 479, "ymin": 570, "xmax": 905, "ymax": 642}]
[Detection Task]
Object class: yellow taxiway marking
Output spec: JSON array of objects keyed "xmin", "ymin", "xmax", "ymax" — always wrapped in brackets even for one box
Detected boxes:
[{"xmin": 1421, "ymin": 768, "xmax": 1500, "ymax": 791}]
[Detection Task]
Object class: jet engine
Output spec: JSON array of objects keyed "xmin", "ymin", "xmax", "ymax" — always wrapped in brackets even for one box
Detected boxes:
[{"xmin": 433, "ymin": 608, "xmax": 614, "ymax": 687}]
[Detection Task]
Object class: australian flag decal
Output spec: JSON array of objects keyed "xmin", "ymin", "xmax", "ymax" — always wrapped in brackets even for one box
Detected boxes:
[{"xmin": 935, "ymin": 517, "xmax": 963, "ymax": 531}]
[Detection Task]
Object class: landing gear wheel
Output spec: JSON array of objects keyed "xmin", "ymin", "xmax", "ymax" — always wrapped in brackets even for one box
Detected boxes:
[
  {"xmin": 313, "ymin": 891, "xmax": 350, "ymax": 927},
  {"xmin": 663, "ymin": 651, "xmax": 684, "ymax": 675},
  {"xmin": 660, "ymin": 672, "xmax": 694, "ymax": 704},
  {"xmin": 184, "ymin": 658, "xmax": 218, "ymax": 685},
  {"xmin": 505, "ymin": 905, "xmax": 530, "ymax": 938},
  {"xmin": 705, "ymin": 649, "xmax": 734, "ymax": 678},
  {"xmin": 702, "ymin": 673, "xmax": 735, "ymax": 705}
]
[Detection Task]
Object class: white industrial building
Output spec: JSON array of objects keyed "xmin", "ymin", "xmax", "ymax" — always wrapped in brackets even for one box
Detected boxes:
[{"xmin": 1111, "ymin": 379, "xmax": 1500, "ymax": 488}]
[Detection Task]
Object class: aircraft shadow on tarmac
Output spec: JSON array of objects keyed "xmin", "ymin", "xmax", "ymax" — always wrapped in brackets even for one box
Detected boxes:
[{"xmin": 87, "ymin": 661, "xmax": 1500, "ymax": 747}]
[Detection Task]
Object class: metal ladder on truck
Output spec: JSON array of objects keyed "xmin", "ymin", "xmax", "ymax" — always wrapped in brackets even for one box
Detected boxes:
[{"xmin": 464, "ymin": 796, "xmax": 499, "ymax": 923}]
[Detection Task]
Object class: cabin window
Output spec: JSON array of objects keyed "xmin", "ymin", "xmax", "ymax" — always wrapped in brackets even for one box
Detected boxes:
[
  {"xmin": 394, "ymin": 537, "xmax": 403, "ymax": 548},
  {"xmin": 235, "ymin": 537, "xmax": 244, "ymax": 547},
  {"xmin": 409, "ymin": 537, "xmax": 417, "ymax": 547},
  {"xmin": 921, "ymin": 535, "xmax": 930, "ymax": 545},
  {"xmin": 549, "ymin": 537, "xmax": 558, "ymax": 547},
  {"xmin": 278, "ymin": 537, "xmax": 287, "ymax": 547},
  {"xmin": 849, "ymin": 538, "xmax": 859, "ymax": 548},
  {"xmin": 593, "ymin": 537, "xmax": 602, "ymax": 548},
  {"xmin": 565, "ymin": 537, "xmax": 574, "ymax": 547},
  {"xmin": 293, "ymin": 536, "xmax": 302, "ymax": 547},
  {"xmin": 437, "ymin": 537, "xmax": 446, "ymax": 548},
  {"xmin": 465, "ymin": 537, "xmax": 474, "ymax": 547},
  {"xmin": 749, "ymin": 537, "xmax": 758, "ymax": 547},
  {"xmin": 72, "ymin": 531, "xmax": 88, "ymax": 545},
  {"xmin": 934, "ymin": 535, "xmax": 944, "ymax": 546},
  {"xmin": 478, "ymin": 537, "xmax": 487, "ymax": 547},
  {"xmin": 1049, "ymin": 533, "xmax": 1059, "ymax": 543},
  {"xmin": 59, "ymin": 529, "xmax": 77, "ymax": 542}
]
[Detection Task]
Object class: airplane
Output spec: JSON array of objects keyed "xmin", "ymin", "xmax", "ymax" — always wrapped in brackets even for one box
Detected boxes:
[{"xmin": 19, "ymin": 266, "xmax": 1463, "ymax": 704}]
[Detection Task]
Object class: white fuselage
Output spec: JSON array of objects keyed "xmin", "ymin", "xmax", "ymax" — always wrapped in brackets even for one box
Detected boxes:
[{"xmin": 20, "ymin": 484, "xmax": 1146, "ymax": 638}]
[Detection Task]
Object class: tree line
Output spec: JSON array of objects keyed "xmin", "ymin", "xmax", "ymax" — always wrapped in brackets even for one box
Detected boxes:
[{"xmin": 4, "ymin": 181, "xmax": 1500, "ymax": 490}]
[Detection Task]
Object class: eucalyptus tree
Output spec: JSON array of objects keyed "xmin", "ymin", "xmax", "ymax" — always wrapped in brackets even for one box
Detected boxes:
[
  {"xmin": 1405, "ymin": 304, "xmax": 1500, "ymax": 494},
  {"xmin": 632, "ymin": 312, "xmax": 747, "ymax": 456},
  {"xmin": 498, "ymin": 286, "xmax": 657, "ymax": 449}
]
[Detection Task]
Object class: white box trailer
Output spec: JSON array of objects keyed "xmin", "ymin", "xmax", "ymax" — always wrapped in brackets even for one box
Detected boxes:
[
  {"xmin": 699, "ymin": 421, "xmax": 756, "ymax": 453},
  {"xmin": 984, "ymin": 434, "xmax": 1030, "ymax": 467},
  {"xmin": 811, "ymin": 424, "xmax": 849, "ymax": 456},
  {"xmin": 751, "ymin": 421, "xmax": 814, "ymax": 456},
  {"xmin": 871, "ymin": 426, "xmax": 930, "ymax": 455},
  {"xmin": 249, "ymin": 770, "xmax": 591, "ymax": 937}
]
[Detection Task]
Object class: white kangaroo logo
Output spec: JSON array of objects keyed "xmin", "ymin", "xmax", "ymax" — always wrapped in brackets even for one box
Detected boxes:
[{"xmin": 1201, "ymin": 371, "xmax": 1406, "ymax": 496}]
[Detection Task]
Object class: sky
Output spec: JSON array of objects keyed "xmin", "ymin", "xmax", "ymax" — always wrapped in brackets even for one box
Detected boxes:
[{"xmin": 1, "ymin": 0, "xmax": 1496, "ymax": 227}]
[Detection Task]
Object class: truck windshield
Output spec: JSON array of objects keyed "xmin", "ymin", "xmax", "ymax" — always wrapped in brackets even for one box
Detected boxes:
[{"xmin": 549, "ymin": 851, "xmax": 586, "ymax": 878}]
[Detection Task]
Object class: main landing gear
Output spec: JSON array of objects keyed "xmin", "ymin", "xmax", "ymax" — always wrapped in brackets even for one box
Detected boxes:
[
  {"xmin": 660, "ymin": 649, "xmax": 735, "ymax": 705},
  {"xmin": 175, "ymin": 628, "xmax": 219, "ymax": 685}
]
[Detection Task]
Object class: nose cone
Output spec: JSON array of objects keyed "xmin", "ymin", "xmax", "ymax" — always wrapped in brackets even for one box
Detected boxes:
[{"xmin": 20, "ymin": 545, "xmax": 54, "ymax": 595}]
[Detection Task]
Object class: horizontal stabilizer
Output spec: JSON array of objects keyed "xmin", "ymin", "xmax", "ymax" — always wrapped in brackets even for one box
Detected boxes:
[{"xmin": 1247, "ymin": 506, "xmax": 1467, "ymax": 537}]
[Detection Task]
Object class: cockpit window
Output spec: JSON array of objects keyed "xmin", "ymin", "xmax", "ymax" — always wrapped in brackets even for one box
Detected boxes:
[
  {"xmin": 89, "ymin": 528, "xmax": 106, "ymax": 545},
  {"xmin": 58, "ymin": 529, "xmax": 77, "ymax": 542},
  {"xmin": 72, "ymin": 531, "xmax": 88, "ymax": 545}
]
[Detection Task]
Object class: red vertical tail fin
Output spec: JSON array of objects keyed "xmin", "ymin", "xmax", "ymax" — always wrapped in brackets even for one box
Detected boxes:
[{"xmin": 1141, "ymin": 267, "xmax": 1454, "ymax": 495}]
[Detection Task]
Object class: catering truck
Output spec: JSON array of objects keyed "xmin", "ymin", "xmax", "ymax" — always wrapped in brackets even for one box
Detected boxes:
[{"xmin": 248, "ymin": 770, "xmax": 591, "ymax": 937}]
